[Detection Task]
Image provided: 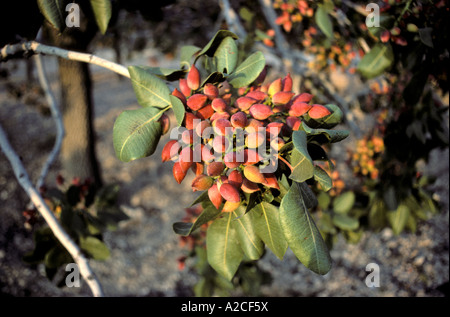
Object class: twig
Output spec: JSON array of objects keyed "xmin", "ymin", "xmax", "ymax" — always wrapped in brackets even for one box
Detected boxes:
[
  {"xmin": 218, "ymin": 0, "xmax": 247, "ymax": 40},
  {"xmin": 33, "ymin": 54, "xmax": 65, "ymax": 190},
  {"xmin": 0, "ymin": 123, "xmax": 104, "ymax": 297},
  {"xmin": 1, "ymin": 41, "xmax": 130, "ymax": 78}
]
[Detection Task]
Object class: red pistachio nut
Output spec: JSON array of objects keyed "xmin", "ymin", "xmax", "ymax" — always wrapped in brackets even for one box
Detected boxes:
[
  {"xmin": 272, "ymin": 91, "xmax": 295, "ymax": 106},
  {"xmin": 187, "ymin": 94, "xmax": 208, "ymax": 111},
  {"xmin": 211, "ymin": 97, "xmax": 228, "ymax": 113},
  {"xmin": 262, "ymin": 173, "xmax": 280, "ymax": 190},
  {"xmin": 380, "ymin": 30, "xmax": 391, "ymax": 43},
  {"xmin": 249, "ymin": 104, "xmax": 273, "ymax": 120},
  {"xmin": 181, "ymin": 129, "xmax": 194, "ymax": 145},
  {"xmin": 243, "ymin": 165, "xmax": 266, "ymax": 184},
  {"xmin": 292, "ymin": 92, "xmax": 313, "ymax": 104},
  {"xmin": 187, "ymin": 64, "xmax": 201, "ymax": 90},
  {"xmin": 245, "ymin": 91, "xmax": 267, "ymax": 102},
  {"xmin": 266, "ymin": 121, "xmax": 284, "ymax": 138},
  {"xmin": 161, "ymin": 140, "xmax": 180, "ymax": 162},
  {"xmin": 286, "ymin": 116, "xmax": 302, "ymax": 131},
  {"xmin": 179, "ymin": 78, "xmax": 191, "ymax": 97},
  {"xmin": 308, "ymin": 104, "xmax": 331, "ymax": 119},
  {"xmin": 179, "ymin": 147, "xmax": 194, "ymax": 172},
  {"xmin": 184, "ymin": 113, "xmax": 200, "ymax": 130},
  {"xmin": 191, "ymin": 162, "xmax": 204, "ymax": 176},
  {"xmin": 208, "ymin": 183, "xmax": 223, "ymax": 210},
  {"xmin": 210, "ymin": 111, "xmax": 230, "ymax": 122},
  {"xmin": 212, "ymin": 118, "xmax": 232, "ymax": 136},
  {"xmin": 201, "ymin": 144, "xmax": 216, "ymax": 163},
  {"xmin": 197, "ymin": 104, "xmax": 214, "ymax": 120},
  {"xmin": 207, "ymin": 161, "xmax": 225, "ymax": 177},
  {"xmin": 268, "ymin": 78, "xmax": 283, "ymax": 96},
  {"xmin": 219, "ymin": 183, "xmax": 241, "ymax": 203},
  {"xmin": 282, "ymin": 73, "xmax": 293, "ymax": 92},
  {"xmin": 270, "ymin": 137, "xmax": 285, "ymax": 151},
  {"xmin": 222, "ymin": 200, "xmax": 241, "ymax": 212},
  {"xmin": 224, "ymin": 152, "xmax": 240, "ymax": 169},
  {"xmin": 245, "ymin": 131, "xmax": 266, "ymax": 149},
  {"xmin": 230, "ymin": 111, "xmax": 248, "ymax": 128},
  {"xmin": 289, "ymin": 102, "xmax": 312, "ymax": 117},
  {"xmin": 236, "ymin": 96, "xmax": 257, "ymax": 111},
  {"xmin": 243, "ymin": 149, "xmax": 263, "ymax": 165},
  {"xmin": 245, "ymin": 119, "xmax": 265, "ymax": 134},
  {"xmin": 159, "ymin": 113, "xmax": 170, "ymax": 135},
  {"xmin": 171, "ymin": 88, "xmax": 187, "ymax": 105},
  {"xmin": 203, "ymin": 83, "xmax": 219, "ymax": 100},
  {"xmin": 228, "ymin": 170, "xmax": 243, "ymax": 188},
  {"xmin": 241, "ymin": 177, "xmax": 260, "ymax": 193},
  {"xmin": 173, "ymin": 161, "xmax": 187, "ymax": 184},
  {"xmin": 191, "ymin": 174, "xmax": 213, "ymax": 192},
  {"xmin": 195, "ymin": 120, "xmax": 211, "ymax": 137}
]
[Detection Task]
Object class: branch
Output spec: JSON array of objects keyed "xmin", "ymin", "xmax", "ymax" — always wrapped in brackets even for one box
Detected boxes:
[
  {"xmin": 0, "ymin": 124, "xmax": 104, "ymax": 297},
  {"xmin": 218, "ymin": 0, "xmax": 247, "ymax": 40},
  {"xmin": 34, "ymin": 54, "xmax": 65, "ymax": 190},
  {"xmin": 1, "ymin": 41, "xmax": 130, "ymax": 78}
]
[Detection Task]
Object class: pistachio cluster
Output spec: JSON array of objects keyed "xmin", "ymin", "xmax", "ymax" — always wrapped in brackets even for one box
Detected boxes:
[{"xmin": 161, "ymin": 65, "xmax": 332, "ymax": 212}]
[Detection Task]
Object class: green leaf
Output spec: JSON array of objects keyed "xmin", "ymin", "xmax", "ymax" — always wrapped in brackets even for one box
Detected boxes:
[
  {"xmin": 97, "ymin": 206, "xmax": 129, "ymax": 230},
  {"xmin": 289, "ymin": 131, "xmax": 314, "ymax": 183},
  {"xmin": 180, "ymin": 45, "xmax": 201, "ymax": 69},
  {"xmin": 279, "ymin": 182, "xmax": 332, "ymax": 275},
  {"xmin": 418, "ymin": 27, "xmax": 433, "ymax": 48},
  {"xmin": 317, "ymin": 191, "xmax": 331, "ymax": 210},
  {"xmin": 383, "ymin": 185, "xmax": 398, "ymax": 211},
  {"xmin": 113, "ymin": 107, "xmax": 164, "ymax": 162},
  {"xmin": 44, "ymin": 245, "xmax": 72, "ymax": 269},
  {"xmin": 139, "ymin": 66, "xmax": 186, "ymax": 82},
  {"xmin": 318, "ymin": 212, "xmax": 336, "ymax": 234},
  {"xmin": 228, "ymin": 51, "xmax": 266, "ymax": 88},
  {"xmin": 206, "ymin": 213, "xmax": 244, "ymax": 281},
  {"xmin": 89, "ymin": 0, "xmax": 112, "ymax": 34},
  {"xmin": 214, "ymin": 36, "xmax": 238, "ymax": 74},
  {"xmin": 249, "ymin": 202, "xmax": 287, "ymax": 259},
  {"xmin": 357, "ymin": 43, "xmax": 394, "ymax": 79},
  {"xmin": 332, "ymin": 214, "xmax": 359, "ymax": 231},
  {"xmin": 173, "ymin": 205, "xmax": 221, "ymax": 236},
  {"xmin": 298, "ymin": 182, "xmax": 318, "ymax": 209},
  {"xmin": 79, "ymin": 236, "xmax": 110, "ymax": 260},
  {"xmin": 37, "ymin": 0, "xmax": 69, "ymax": 32},
  {"xmin": 23, "ymin": 227, "xmax": 57, "ymax": 264},
  {"xmin": 245, "ymin": 192, "xmax": 260, "ymax": 214},
  {"xmin": 387, "ymin": 204, "xmax": 410, "ymax": 235},
  {"xmin": 128, "ymin": 66, "xmax": 171, "ymax": 108},
  {"xmin": 189, "ymin": 190, "xmax": 210, "ymax": 207},
  {"xmin": 195, "ymin": 30, "xmax": 239, "ymax": 62},
  {"xmin": 310, "ymin": 104, "xmax": 344, "ymax": 129},
  {"xmin": 169, "ymin": 95, "xmax": 185, "ymax": 127},
  {"xmin": 302, "ymin": 124, "xmax": 350, "ymax": 144},
  {"xmin": 333, "ymin": 191, "xmax": 355, "ymax": 214},
  {"xmin": 315, "ymin": 5, "xmax": 334, "ymax": 39},
  {"xmin": 232, "ymin": 206, "xmax": 264, "ymax": 260},
  {"xmin": 314, "ymin": 166, "xmax": 332, "ymax": 192},
  {"xmin": 201, "ymin": 72, "xmax": 226, "ymax": 87}
]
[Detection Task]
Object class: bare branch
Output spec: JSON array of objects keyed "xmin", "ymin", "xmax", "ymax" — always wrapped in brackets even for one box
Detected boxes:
[
  {"xmin": 218, "ymin": 0, "xmax": 247, "ymax": 40},
  {"xmin": 34, "ymin": 54, "xmax": 65, "ymax": 190},
  {"xmin": 0, "ymin": 124, "xmax": 104, "ymax": 297},
  {"xmin": 1, "ymin": 41, "xmax": 130, "ymax": 78}
]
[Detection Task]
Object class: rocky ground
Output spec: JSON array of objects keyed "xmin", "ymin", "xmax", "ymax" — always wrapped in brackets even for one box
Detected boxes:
[{"xmin": 0, "ymin": 45, "xmax": 448, "ymax": 297}]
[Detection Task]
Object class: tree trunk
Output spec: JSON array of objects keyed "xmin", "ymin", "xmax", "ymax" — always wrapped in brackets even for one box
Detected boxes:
[
  {"xmin": 44, "ymin": 17, "xmax": 102, "ymax": 187},
  {"xmin": 58, "ymin": 58, "xmax": 102, "ymax": 186}
]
